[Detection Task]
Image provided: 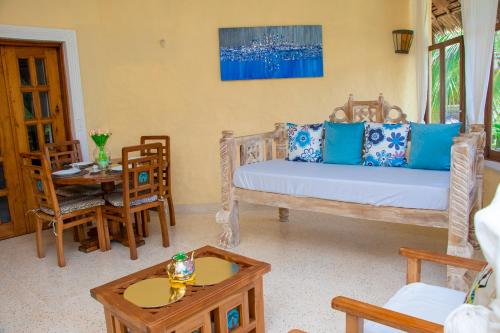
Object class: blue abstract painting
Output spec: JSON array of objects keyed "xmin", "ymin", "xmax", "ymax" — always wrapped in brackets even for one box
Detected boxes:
[{"xmin": 219, "ymin": 25, "xmax": 323, "ymax": 81}]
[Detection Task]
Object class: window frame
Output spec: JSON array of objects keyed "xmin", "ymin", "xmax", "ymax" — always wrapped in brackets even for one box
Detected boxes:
[
  {"xmin": 485, "ymin": 23, "xmax": 500, "ymax": 162},
  {"xmin": 426, "ymin": 35, "xmax": 466, "ymax": 131}
]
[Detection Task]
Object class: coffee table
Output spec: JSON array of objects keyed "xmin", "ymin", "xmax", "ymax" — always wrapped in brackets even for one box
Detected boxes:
[{"xmin": 91, "ymin": 245, "xmax": 271, "ymax": 333}]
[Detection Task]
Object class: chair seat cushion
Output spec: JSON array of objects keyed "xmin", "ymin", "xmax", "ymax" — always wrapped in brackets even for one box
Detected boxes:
[
  {"xmin": 56, "ymin": 184, "xmax": 103, "ymax": 198},
  {"xmin": 233, "ymin": 160, "xmax": 451, "ymax": 210},
  {"xmin": 105, "ymin": 192, "xmax": 158, "ymax": 207},
  {"xmin": 364, "ymin": 282, "xmax": 466, "ymax": 333},
  {"xmin": 41, "ymin": 196, "xmax": 105, "ymax": 216}
]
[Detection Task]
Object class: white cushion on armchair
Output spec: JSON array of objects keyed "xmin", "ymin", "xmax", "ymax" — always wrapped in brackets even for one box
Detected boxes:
[{"xmin": 365, "ymin": 282, "xmax": 465, "ymax": 333}]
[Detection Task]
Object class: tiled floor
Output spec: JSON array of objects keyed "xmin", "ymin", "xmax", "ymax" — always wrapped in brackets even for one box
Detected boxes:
[{"xmin": 0, "ymin": 206, "xmax": 448, "ymax": 333}]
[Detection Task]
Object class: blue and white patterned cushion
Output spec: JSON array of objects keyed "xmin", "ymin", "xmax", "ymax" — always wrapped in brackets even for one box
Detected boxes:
[
  {"xmin": 363, "ymin": 123, "xmax": 410, "ymax": 167},
  {"xmin": 41, "ymin": 196, "xmax": 105, "ymax": 215},
  {"xmin": 105, "ymin": 192, "xmax": 158, "ymax": 207},
  {"xmin": 286, "ymin": 123, "xmax": 323, "ymax": 162}
]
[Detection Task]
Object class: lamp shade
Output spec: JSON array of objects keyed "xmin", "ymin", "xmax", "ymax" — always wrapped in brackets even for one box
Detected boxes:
[{"xmin": 392, "ymin": 29, "xmax": 414, "ymax": 54}]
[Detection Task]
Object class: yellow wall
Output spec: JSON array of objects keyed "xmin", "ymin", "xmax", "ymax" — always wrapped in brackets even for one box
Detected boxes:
[{"xmin": 0, "ymin": 0, "xmax": 417, "ymax": 204}]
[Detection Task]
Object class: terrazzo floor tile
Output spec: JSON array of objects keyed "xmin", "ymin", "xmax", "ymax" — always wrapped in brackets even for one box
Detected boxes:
[{"xmin": 0, "ymin": 206, "xmax": 448, "ymax": 333}]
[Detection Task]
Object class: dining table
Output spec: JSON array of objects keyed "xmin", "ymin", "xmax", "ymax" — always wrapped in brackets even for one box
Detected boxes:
[{"xmin": 52, "ymin": 164, "xmax": 146, "ymax": 253}]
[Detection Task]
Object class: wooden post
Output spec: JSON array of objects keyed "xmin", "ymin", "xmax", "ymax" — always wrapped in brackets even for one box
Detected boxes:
[
  {"xmin": 274, "ymin": 123, "xmax": 287, "ymax": 159},
  {"xmin": 446, "ymin": 126, "xmax": 485, "ymax": 291},
  {"xmin": 274, "ymin": 123, "xmax": 290, "ymax": 223},
  {"xmin": 216, "ymin": 131, "xmax": 240, "ymax": 248},
  {"xmin": 346, "ymin": 314, "xmax": 364, "ymax": 333},
  {"xmin": 468, "ymin": 125, "xmax": 486, "ymax": 250},
  {"xmin": 406, "ymin": 258, "xmax": 421, "ymax": 284}
]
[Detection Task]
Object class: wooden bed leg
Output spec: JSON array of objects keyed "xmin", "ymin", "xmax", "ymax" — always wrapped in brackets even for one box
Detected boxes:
[
  {"xmin": 468, "ymin": 200, "xmax": 481, "ymax": 250},
  {"xmin": 278, "ymin": 208, "xmax": 289, "ymax": 222},
  {"xmin": 216, "ymin": 200, "xmax": 240, "ymax": 248}
]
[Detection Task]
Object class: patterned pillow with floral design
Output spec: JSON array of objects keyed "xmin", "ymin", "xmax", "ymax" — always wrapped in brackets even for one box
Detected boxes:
[
  {"xmin": 286, "ymin": 123, "xmax": 323, "ymax": 162},
  {"xmin": 363, "ymin": 123, "xmax": 410, "ymax": 167}
]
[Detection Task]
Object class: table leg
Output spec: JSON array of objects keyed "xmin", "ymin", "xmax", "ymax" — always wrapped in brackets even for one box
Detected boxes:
[{"xmin": 79, "ymin": 222, "xmax": 145, "ymax": 253}]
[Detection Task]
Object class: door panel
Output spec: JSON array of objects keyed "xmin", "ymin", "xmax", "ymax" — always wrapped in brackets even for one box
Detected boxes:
[
  {"xmin": 0, "ymin": 45, "xmax": 70, "ymax": 239},
  {"xmin": 3, "ymin": 47, "xmax": 67, "ymax": 154},
  {"xmin": 0, "ymin": 56, "xmax": 26, "ymax": 238}
]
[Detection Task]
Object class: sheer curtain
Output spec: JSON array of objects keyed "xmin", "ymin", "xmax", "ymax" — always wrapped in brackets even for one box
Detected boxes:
[
  {"xmin": 415, "ymin": 0, "xmax": 431, "ymax": 123},
  {"xmin": 462, "ymin": 0, "xmax": 498, "ymax": 125}
]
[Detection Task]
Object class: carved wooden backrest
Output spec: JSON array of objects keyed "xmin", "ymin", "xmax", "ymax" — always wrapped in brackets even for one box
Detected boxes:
[
  {"xmin": 45, "ymin": 140, "xmax": 83, "ymax": 171},
  {"xmin": 140, "ymin": 136, "xmax": 171, "ymax": 194},
  {"xmin": 330, "ymin": 94, "xmax": 407, "ymax": 124},
  {"xmin": 20, "ymin": 152, "xmax": 60, "ymax": 215},
  {"xmin": 122, "ymin": 143, "xmax": 163, "ymax": 208}
]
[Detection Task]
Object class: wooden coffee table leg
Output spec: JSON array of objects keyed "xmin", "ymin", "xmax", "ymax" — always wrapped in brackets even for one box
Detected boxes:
[
  {"xmin": 104, "ymin": 309, "xmax": 116, "ymax": 333},
  {"xmin": 104, "ymin": 309, "xmax": 128, "ymax": 333},
  {"xmin": 255, "ymin": 277, "xmax": 265, "ymax": 333}
]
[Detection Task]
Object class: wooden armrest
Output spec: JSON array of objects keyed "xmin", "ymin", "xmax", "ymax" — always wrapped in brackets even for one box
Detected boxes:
[
  {"xmin": 400, "ymin": 247, "xmax": 487, "ymax": 284},
  {"xmin": 288, "ymin": 330, "xmax": 307, "ymax": 333},
  {"xmin": 332, "ymin": 296, "xmax": 443, "ymax": 333},
  {"xmin": 400, "ymin": 247, "xmax": 486, "ymax": 271}
]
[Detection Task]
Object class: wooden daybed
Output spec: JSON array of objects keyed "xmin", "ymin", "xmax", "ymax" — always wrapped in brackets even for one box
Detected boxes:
[{"xmin": 216, "ymin": 94, "xmax": 485, "ymax": 290}]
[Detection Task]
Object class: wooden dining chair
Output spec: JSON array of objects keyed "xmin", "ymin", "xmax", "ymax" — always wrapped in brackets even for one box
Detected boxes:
[
  {"xmin": 20, "ymin": 152, "xmax": 107, "ymax": 267},
  {"xmin": 45, "ymin": 140, "xmax": 83, "ymax": 170},
  {"xmin": 103, "ymin": 143, "xmax": 170, "ymax": 260},
  {"xmin": 140, "ymin": 135, "xmax": 175, "ymax": 227},
  {"xmin": 44, "ymin": 141, "xmax": 102, "ymax": 197}
]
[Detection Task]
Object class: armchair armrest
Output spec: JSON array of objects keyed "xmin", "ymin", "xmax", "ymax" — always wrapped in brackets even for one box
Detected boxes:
[
  {"xmin": 400, "ymin": 247, "xmax": 487, "ymax": 284},
  {"xmin": 332, "ymin": 296, "xmax": 443, "ymax": 333}
]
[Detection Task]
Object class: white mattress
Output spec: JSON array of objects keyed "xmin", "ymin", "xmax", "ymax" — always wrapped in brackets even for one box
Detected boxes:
[
  {"xmin": 233, "ymin": 160, "xmax": 450, "ymax": 210},
  {"xmin": 364, "ymin": 282, "xmax": 465, "ymax": 333}
]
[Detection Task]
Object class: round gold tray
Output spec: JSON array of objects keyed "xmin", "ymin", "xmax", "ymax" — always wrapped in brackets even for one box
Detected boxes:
[
  {"xmin": 123, "ymin": 278, "xmax": 185, "ymax": 308},
  {"xmin": 192, "ymin": 257, "xmax": 240, "ymax": 286}
]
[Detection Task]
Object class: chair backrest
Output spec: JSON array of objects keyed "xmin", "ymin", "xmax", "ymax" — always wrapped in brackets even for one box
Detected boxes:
[
  {"xmin": 121, "ymin": 143, "xmax": 164, "ymax": 208},
  {"xmin": 45, "ymin": 140, "xmax": 83, "ymax": 170},
  {"xmin": 20, "ymin": 152, "xmax": 60, "ymax": 215},
  {"xmin": 330, "ymin": 93, "xmax": 407, "ymax": 124},
  {"xmin": 140, "ymin": 136, "xmax": 171, "ymax": 193}
]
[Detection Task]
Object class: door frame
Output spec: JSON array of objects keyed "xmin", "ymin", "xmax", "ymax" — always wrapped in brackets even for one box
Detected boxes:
[{"xmin": 0, "ymin": 24, "xmax": 89, "ymax": 159}]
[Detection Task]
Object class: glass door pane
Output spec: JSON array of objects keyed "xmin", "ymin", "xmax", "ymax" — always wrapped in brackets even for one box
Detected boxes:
[
  {"xmin": 445, "ymin": 43, "xmax": 461, "ymax": 124},
  {"xmin": 491, "ymin": 30, "xmax": 500, "ymax": 152},
  {"xmin": 429, "ymin": 49, "xmax": 441, "ymax": 123},
  {"xmin": 0, "ymin": 196, "xmax": 11, "ymax": 223}
]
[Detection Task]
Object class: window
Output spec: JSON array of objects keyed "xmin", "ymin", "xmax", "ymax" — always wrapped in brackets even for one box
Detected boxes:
[
  {"xmin": 485, "ymin": 25, "xmax": 500, "ymax": 162},
  {"xmin": 427, "ymin": 32, "xmax": 465, "ymax": 130}
]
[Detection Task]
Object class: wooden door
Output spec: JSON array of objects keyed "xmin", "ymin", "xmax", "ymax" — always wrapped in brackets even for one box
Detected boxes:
[{"xmin": 0, "ymin": 44, "xmax": 70, "ymax": 239}]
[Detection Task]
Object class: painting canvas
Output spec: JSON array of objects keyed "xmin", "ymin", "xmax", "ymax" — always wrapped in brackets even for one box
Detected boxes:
[{"xmin": 219, "ymin": 25, "xmax": 323, "ymax": 81}]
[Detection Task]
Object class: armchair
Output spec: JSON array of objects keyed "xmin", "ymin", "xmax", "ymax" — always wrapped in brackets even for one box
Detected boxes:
[{"xmin": 331, "ymin": 248, "xmax": 486, "ymax": 333}]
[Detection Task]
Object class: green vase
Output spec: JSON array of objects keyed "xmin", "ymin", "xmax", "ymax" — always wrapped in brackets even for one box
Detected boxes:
[{"xmin": 94, "ymin": 144, "xmax": 110, "ymax": 170}]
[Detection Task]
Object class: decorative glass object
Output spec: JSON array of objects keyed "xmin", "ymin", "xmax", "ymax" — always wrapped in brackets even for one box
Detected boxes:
[
  {"xmin": 90, "ymin": 129, "xmax": 111, "ymax": 170},
  {"xmin": 167, "ymin": 251, "xmax": 195, "ymax": 282}
]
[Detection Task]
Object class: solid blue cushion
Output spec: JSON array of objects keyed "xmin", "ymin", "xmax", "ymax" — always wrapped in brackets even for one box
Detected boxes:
[
  {"xmin": 408, "ymin": 122, "xmax": 461, "ymax": 170},
  {"xmin": 323, "ymin": 122, "xmax": 364, "ymax": 165}
]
